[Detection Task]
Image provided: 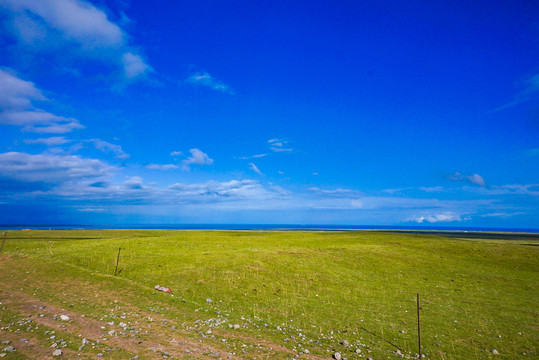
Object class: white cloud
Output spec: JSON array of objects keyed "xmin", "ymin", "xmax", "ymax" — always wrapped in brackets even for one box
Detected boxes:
[
  {"xmin": 0, "ymin": 151, "xmax": 113, "ymax": 183},
  {"xmin": 181, "ymin": 148, "xmax": 213, "ymax": 171},
  {"xmin": 249, "ymin": 162, "xmax": 263, "ymax": 176},
  {"xmin": 186, "ymin": 72, "xmax": 233, "ymax": 94},
  {"xmin": 170, "ymin": 151, "xmax": 183, "ymax": 157},
  {"xmin": 467, "ymin": 173, "xmax": 485, "ymax": 187},
  {"xmin": 0, "ymin": 0, "xmax": 152, "ymax": 82},
  {"xmin": 122, "ymin": 52, "xmax": 151, "ymax": 79},
  {"xmin": 407, "ymin": 212, "xmax": 465, "ymax": 223},
  {"xmin": 146, "ymin": 164, "xmax": 179, "ymax": 170},
  {"xmin": 449, "ymin": 171, "xmax": 485, "ymax": 187},
  {"xmin": 1, "ymin": 0, "xmax": 125, "ymax": 48},
  {"xmin": 24, "ymin": 137, "xmax": 71, "ymax": 146},
  {"xmin": 0, "ymin": 69, "xmax": 84, "ymax": 133},
  {"xmin": 122, "ymin": 176, "xmax": 144, "ymax": 189},
  {"xmin": 87, "ymin": 138, "xmax": 129, "ymax": 159},
  {"xmin": 268, "ymin": 138, "xmax": 293, "ymax": 152},
  {"xmin": 0, "ymin": 68, "xmax": 45, "ymax": 109}
]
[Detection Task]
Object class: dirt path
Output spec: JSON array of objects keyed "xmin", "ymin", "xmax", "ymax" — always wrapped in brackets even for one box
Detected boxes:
[{"xmin": 0, "ymin": 255, "xmax": 327, "ymax": 359}]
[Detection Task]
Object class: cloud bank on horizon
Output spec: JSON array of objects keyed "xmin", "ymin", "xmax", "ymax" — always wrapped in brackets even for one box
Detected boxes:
[{"xmin": 0, "ymin": 0, "xmax": 537, "ymax": 227}]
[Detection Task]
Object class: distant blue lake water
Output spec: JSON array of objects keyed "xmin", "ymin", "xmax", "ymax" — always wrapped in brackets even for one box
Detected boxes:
[{"xmin": 0, "ymin": 224, "xmax": 537, "ymax": 233}]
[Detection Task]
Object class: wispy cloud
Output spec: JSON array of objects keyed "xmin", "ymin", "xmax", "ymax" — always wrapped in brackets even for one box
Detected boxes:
[
  {"xmin": 181, "ymin": 148, "xmax": 213, "ymax": 171},
  {"xmin": 479, "ymin": 212, "xmax": 525, "ymax": 218},
  {"xmin": 309, "ymin": 187, "xmax": 362, "ymax": 197},
  {"xmin": 492, "ymin": 73, "xmax": 539, "ymax": 112},
  {"xmin": 0, "ymin": 0, "xmax": 152, "ymax": 82},
  {"xmin": 237, "ymin": 153, "xmax": 268, "ymax": 160},
  {"xmin": 249, "ymin": 162, "xmax": 263, "ymax": 176},
  {"xmin": 24, "ymin": 137, "xmax": 71, "ymax": 146},
  {"xmin": 0, "ymin": 69, "xmax": 84, "ymax": 133},
  {"xmin": 406, "ymin": 212, "xmax": 466, "ymax": 223},
  {"xmin": 466, "ymin": 183, "xmax": 539, "ymax": 197},
  {"xmin": 449, "ymin": 172, "xmax": 485, "ymax": 187},
  {"xmin": 419, "ymin": 186, "xmax": 444, "ymax": 192},
  {"xmin": 87, "ymin": 138, "xmax": 129, "ymax": 159},
  {"xmin": 186, "ymin": 72, "xmax": 233, "ymax": 94},
  {"xmin": 145, "ymin": 163, "xmax": 179, "ymax": 170},
  {"xmin": 268, "ymin": 138, "xmax": 293, "ymax": 152}
]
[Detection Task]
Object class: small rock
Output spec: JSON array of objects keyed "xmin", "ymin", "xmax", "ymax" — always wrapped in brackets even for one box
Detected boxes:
[
  {"xmin": 333, "ymin": 352, "xmax": 342, "ymax": 360},
  {"xmin": 2, "ymin": 346, "xmax": 13, "ymax": 353},
  {"xmin": 355, "ymin": 348, "xmax": 361, "ymax": 354},
  {"xmin": 341, "ymin": 340, "xmax": 349, "ymax": 347},
  {"xmin": 97, "ymin": 353, "xmax": 104, "ymax": 357},
  {"xmin": 52, "ymin": 349, "xmax": 62, "ymax": 357},
  {"xmin": 491, "ymin": 349, "xmax": 499, "ymax": 355},
  {"xmin": 394, "ymin": 349, "xmax": 404, "ymax": 357},
  {"xmin": 60, "ymin": 315, "xmax": 70, "ymax": 321},
  {"xmin": 0, "ymin": 341, "xmax": 10, "ymax": 345},
  {"xmin": 0, "ymin": 353, "xmax": 6, "ymax": 358},
  {"xmin": 206, "ymin": 298, "xmax": 213, "ymax": 303},
  {"xmin": 233, "ymin": 324, "xmax": 240, "ymax": 330}
]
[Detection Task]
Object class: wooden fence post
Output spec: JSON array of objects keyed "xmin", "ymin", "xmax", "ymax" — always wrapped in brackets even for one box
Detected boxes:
[
  {"xmin": 114, "ymin": 247, "xmax": 122, "ymax": 276},
  {"xmin": 417, "ymin": 293, "xmax": 422, "ymax": 358},
  {"xmin": 0, "ymin": 232, "xmax": 7, "ymax": 253}
]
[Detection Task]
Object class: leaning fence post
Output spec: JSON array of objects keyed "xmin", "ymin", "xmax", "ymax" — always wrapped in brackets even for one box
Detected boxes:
[
  {"xmin": 417, "ymin": 293, "xmax": 422, "ymax": 358},
  {"xmin": 0, "ymin": 232, "xmax": 7, "ymax": 253},
  {"xmin": 114, "ymin": 247, "xmax": 122, "ymax": 276}
]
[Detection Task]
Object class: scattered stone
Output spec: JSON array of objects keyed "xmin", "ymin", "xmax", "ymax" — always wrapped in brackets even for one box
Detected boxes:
[
  {"xmin": 97, "ymin": 353, "xmax": 104, "ymax": 357},
  {"xmin": 206, "ymin": 298, "xmax": 213, "ymax": 303},
  {"xmin": 60, "ymin": 315, "xmax": 70, "ymax": 321},
  {"xmin": 0, "ymin": 353, "xmax": 6, "ymax": 358},
  {"xmin": 491, "ymin": 349, "xmax": 499, "ymax": 355},
  {"xmin": 2, "ymin": 346, "xmax": 13, "ymax": 353},
  {"xmin": 367, "ymin": 358, "xmax": 373, "ymax": 360},
  {"xmin": 355, "ymin": 348, "xmax": 361, "ymax": 354},
  {"xmin": 333, "ymin": 352, "xmax": 342, "ymax": 360},
  {"xmin": 0, "ymin": 341, "xmax": 10, "ymax": 345},
  {"xmin": 341, "ymin": 340, "xmax": 349, "ymax": 347},
  {"xmin": 52, "ymin": 349, "xmax": 62, "ymax": 357},
  {"xmin": 233, "ymin": 324, "xmax": 240, "ymax": 330},
  {"xmin": 394, "ymin": 349, "xmax": 404, "ymax": 357}
]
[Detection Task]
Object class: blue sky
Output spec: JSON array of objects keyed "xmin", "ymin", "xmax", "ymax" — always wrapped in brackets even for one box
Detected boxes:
[{"xmin": 0, "ymin": 0, "xmax": 538, "ymax": 228}]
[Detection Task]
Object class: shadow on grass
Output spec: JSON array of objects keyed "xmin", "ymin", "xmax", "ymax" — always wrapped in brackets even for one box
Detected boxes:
[{"xmin": 359, "ymin": 326, "xmax": 405, "ymax": 352}]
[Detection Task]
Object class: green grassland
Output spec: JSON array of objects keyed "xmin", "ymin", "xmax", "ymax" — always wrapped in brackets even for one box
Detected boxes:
[{"xmin": 0, "ymin": 230, "xmax": 537, "ymax": 359}]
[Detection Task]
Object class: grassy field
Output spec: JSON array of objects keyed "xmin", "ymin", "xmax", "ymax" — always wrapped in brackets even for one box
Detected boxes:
[{"xmin": 0, "ymin": 230, "xmax": 537, "ymax": 359}]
